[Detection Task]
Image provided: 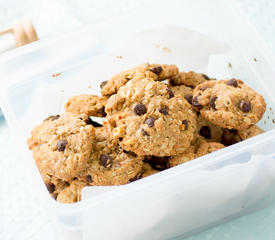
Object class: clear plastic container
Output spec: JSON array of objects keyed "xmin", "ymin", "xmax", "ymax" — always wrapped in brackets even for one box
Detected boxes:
[{"xmin": 0, "ymin": 0, "xmax": 275, "ymax": 239}]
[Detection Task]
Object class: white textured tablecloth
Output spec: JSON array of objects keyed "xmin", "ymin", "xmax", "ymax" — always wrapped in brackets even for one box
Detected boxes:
[{"xmin": 0, "ymin": 0, "xmax": 275, "ymax": 239}]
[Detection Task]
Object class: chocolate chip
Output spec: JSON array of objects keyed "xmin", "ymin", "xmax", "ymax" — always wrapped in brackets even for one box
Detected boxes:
[
  {"xmin": 87, "ymin": 175, "xmax": 93, "ymax": 183},
  {"xmin": 97, "ymin": 106, "xmax": 107, "ymax": 117},
  {"xmin": 202, "ymin": 74, "xmax": 210, "ymax": 80},
  {"xmin": 148, "ymin": 156, "xmax": 171, "ymax": 170},
  {"xmin": 210, "ymin": 96, "xmax": 218, "ymax": 110},
  {"xmin": 200, "ymin": 86, "xmax": 209, "ymax": 91},
  {"xmin": 227, "ymin": 78, "xmax": 238, "ymax": 87},
  {"xmin": 56, "ymin": 139, "xmax": 68, "ymax": 151},
  {"xmin": 192, "ymin": 96, "xmax": 202, "ymax": 108},
  {"xmin": 44, "ymin": 115, "xmax": 60, "ymax": 121},
  {"xmin": 150, "ymin": 66, "xmax": 162, "ymax": 75},
  {"xmin": 221, "ymin": 129, "xmax": 239, "ymax": 146},
  {"xmin": 167, "ymin": 87, "xmax": 174, "ymax": 99},
  {"xmin": 158, "ymin": 107, "xmax": 168, "ymax": 115},
  {"xmin": 145, "ymin": 118, "xmax": 156, "ymax": 127},
  {"xmin": 129, "ymin": 174, "xmax": 142, "ymax": 182},
  {"xmin": 118, "ymin": 137, "xmax": 123, "ymax": 141},
  {"xmin": 141, "ymin": 128, "xmax": 149, "ymax": 136},
  {"xmin": 46, "ymin": 183, "xmax": 55, "ymax": 193},
  {"xmin": 199, "ymin": 126, "xmax": 211, "ymax": 139},
  {"xmin": 52, "ymin": 193, "xmax": 57, "ymax": 200},
  {"xmin": 100, "ymin": 81, "xmax": 108, "ymax": 89},
  {"xmin": 134, "ymin": 103, "xmax": 147, "ymax": 115},
  {"xmin": 100, "ymin": 154, "xmax": 113, "ymax": 168},
  {"xmin": 239, "ymin": 99, "xmax": 251, "ymax": 112},
  {"xmin": 184, "ymin": 94, "xmax": 193, "ymax": 104},
  {"xmin": 85, "ymin": 118, "xmax": 102, "ymax": 127},
  {"xmin": 182, "ymin": 120, "xmax": 189, "ymax": 130}
]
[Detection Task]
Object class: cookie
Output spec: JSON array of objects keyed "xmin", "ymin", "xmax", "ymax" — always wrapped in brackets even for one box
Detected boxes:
[
  {"xmin": 196, "ymin": 141, "xmax": 225, "ymax": 157},
  {"xmin": 169, "ymin": 146, "xmax": 195, "ymax": 167},
  {"xmin": 65, "ymin": 94, "xmax": 108, "ymax": 117},
  {"xmin": 193, "ymin": 114, "xmax": 224, "ymax": 143},
  {"xmin": 56, "ymin": 179, "xmax": 87, "ymax": 203},
  {"xmin": 101, "ymin": 63, "xmax": 179, "ymax": 96},
  {"xmin": 141, "ymin": 163, "xmax": 159, "ymax": 178},
  {"xmin": 221, "ymin": 129, "xmax": 241, "ymax": 146},
  {"xmin": 169, "ymin": 71, "xmax": 213, "ymax": 88},
  {"xmin": 79, "ymin": 126, "xmax": 144, "ymax": 186},
  {"xmin": 238, "ymin": 125, "xmax": 264, "ymax": 140},
  {"xmin": 27, "ymin": 112, "xmax": 95, "ymax": 181},
  {"xmin": 221, "ymin": 125, "xmax": 264, "ymax": 146},
  {"xmin": 105, "ymin": 78, "xmax": 197, "ymax": 156},
  {"xmin": 192, "ymin": 79, "xmax": 266, "ymax": 130},
  {"xmin": 169, "ymin": 84, "xmax": 194, "ymax": 105},
  {"xmin": 42, "ymin": 174, "xmax": 69, "ymax": 200}
]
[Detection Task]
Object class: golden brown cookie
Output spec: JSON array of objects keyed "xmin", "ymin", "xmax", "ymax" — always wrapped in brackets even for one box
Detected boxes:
[
  {"xmin": 169, "ymin": 84, "xmax": 194, "ymax": 105},
  {"xmin": 169, "ymin": 71, "xmax": 213, "ymax": 88},
  {"xmin": 65, "ymin": 94, "xmax": 108, "ymax": 117},
  {"xmin": 196, "ymin": 141, "xmax": 225, "ymax": 157},
  {"xmin": 56, "ymin": 179, "xmax": 87, "ymax": 203},
  {"xmin": 105, "ymin": 78, "xmax": 197, "ymax": 156},
  {"xmin": 78, "ymin": 126, "xmax": 144, "ymax": 186},
  {"xmin": 169, "ymin": 146, "xmax": 195, "ymax": 167},
  {"xmin": 101, "ymin": 63, "xmax": 179, "ymax": 96},
  {"xmin": 221, "ymin": 125, "xmax": 264, "ymax": 146},
  {"xmin": 238, "ymin": 125, "xmax": 264, "ymax": 140},
  {"xmin": 192, "ymin": 79, "xmax": 266, "ymax": 130},
  {"xmin": 27, "ymin": 112, "xmax": 95, "ymax": 181},
  {"xmin": 193, "ymin": 114, "xmax": 224, "ymax": 143},
  {"xmin": 141, "ymin": 163, "xmax": 159, "ymax": 178}
]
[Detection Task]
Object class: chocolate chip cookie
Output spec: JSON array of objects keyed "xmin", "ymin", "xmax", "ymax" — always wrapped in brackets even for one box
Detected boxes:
[
  {"xmin": 78, "ymin": 126, "xmax": 144, "ymax": 186},
  {"xmin": 192, "ymin": 79, "xmax": 266, "ymax": 130},
  {"xmin": 169, "ymin": 146, "xmax": 195, "ymax": 167},
  {"xmin": 196, "ymin": 141, "xmax": 225, "ymax": 157},
  {"xmin": 101, "ymin": 63, "xmax": 179, "ymax": 96},
  {"xmin": 105, "ymin": 78, "xmax": 197, "ymax": 156},
  {"xmin": 193, "ymin": 114, "xmax": 224, "ymax": 144},
  {"xmin": 27, "ymin": 112, "xmax": 95, "ymax": 181},
  {"xmin": 169, "ymin": 71, "xmax": 213, "ymax": 88},
  {"xmin": 65, "ymin": 94, "xmax": 108, "ymax": 117},
  {"xmin": 169, "ymin": 84, "xmax": 194, "ymax": 105}
]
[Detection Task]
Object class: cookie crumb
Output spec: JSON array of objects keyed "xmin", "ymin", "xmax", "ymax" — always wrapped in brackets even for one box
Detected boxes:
[
  {"xmin": 116, "ymin": 56, "xmax": 123, "ymax": 59},
  {"xmin": 52, "ymin": 72, "xmax": 62, "ymax": 78},
  {"xmin": 228, "ymin": 62, "xmax": 232, "ymax": 68},
  {"xmin": 88, "ymin": 85, "xmax": 91, "ymax": 88},
  {"xmin": 253, "ymin": 57, "xmax": 257, "ymax": 62},
  {"xmin": 162, "ymin": 47, "xmax": 172, "ymax": 52}
]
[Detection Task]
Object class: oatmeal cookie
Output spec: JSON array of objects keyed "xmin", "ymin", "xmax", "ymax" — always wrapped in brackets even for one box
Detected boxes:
[
  {"xmin": 193, "ymin": 114, "xmax": 224, "ymax": 143},
  {"xmin": 221, "ymin": 125, "xmax": 264, "ymax": 146},
  {"xmin": 196, "ymin": 141, "xmax": 225, "ymax": 157},
  {"xmin": 56, "ymin": 179, "xmax": 87, "ymax": 203},
  {"xmin": 79, "ymin": 126, "xmax": 144, "ymax": 186},
  {"xmin": 65, "ymin": 94, "xmax": 108, "ymax": 117},
  {"xmin": 141, "ymin": 163, "xmax": 160, "ymax": 178},
  {"xmin": 27, "ymin": 112, "xmax": 95, "ymax": 181},
  {"xmin": 169, "ymin": 84, "xmax": 194, "ymax": 105},
  {"xmin": 169, "ymin": 71, "xmax": 213, "ymax": 88},
  {"xmin": 105, "ymin": 78, "xmax": 197, "ymax": 156},
  {"xmin": 169, "ymin": 146, "xmax": 195, "ymax": 167},
  {"xmin": 101, "ymin": 63, "xmax": 179, "ymax": 96},
  {"xmin": 192, "ymin": 79, "xmax": 266, "ymax": 130}
]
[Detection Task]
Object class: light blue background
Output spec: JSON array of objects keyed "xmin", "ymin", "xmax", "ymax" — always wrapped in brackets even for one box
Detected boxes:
[{"xmin": 0, "ymin": 0, "xmax": 274, "ymax": 239}]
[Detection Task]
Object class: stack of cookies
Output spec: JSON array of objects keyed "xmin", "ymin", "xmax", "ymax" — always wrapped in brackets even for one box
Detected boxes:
[{"xmin": 27, "ymin": 63, "xmax": 266, "ymax": 203}]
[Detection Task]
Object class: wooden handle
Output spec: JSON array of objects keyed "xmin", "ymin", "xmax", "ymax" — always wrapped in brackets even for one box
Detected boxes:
[
  {"xmin": 0, "ymin": 27, "xmax": 13, "ymax": 36},
  {"xmin": 0, "ymin": 19, "xmax": 38, "ymax": 48},
  {"xmin": 13, "ymin": 19, "xmax": 38, "ymax": 47}
]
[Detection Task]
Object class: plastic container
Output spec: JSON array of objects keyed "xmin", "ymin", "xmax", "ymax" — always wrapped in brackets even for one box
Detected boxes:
[{"xmin": 1, "ymin": 0, "xmax": 275, "ymax": 239}]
